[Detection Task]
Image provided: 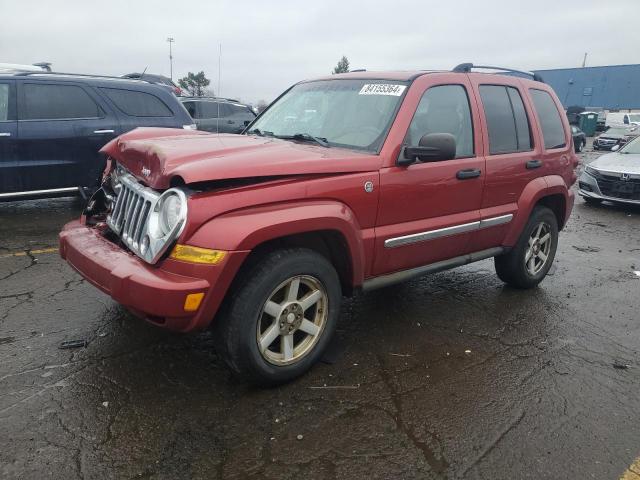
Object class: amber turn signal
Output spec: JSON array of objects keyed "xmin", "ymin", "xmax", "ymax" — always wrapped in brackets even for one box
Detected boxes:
[
  {"xmin": 184, "ymin": 292, "xmax": 205, "ymax": 312},
  {"xmin": 169, "ymin": 244, "xmax": 227, "ymax": 264}
]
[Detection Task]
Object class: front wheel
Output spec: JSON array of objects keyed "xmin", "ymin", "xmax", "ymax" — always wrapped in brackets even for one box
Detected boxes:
[
  {"xmin": 495, "ymin": 206, "xmax": 559, "ymax": 289},
  {"xmin": 215, "ymin": 248, "xmax": 341, "ymax": 386}
]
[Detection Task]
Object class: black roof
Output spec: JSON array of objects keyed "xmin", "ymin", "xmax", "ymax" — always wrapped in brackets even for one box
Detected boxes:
[{"xmin": 0, "ymin": 71, "xmax": 172, "ymax": 91}]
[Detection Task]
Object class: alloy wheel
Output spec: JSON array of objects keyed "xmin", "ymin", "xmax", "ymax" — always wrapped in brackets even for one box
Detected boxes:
[
  {"xmin": 256, "ymin": 275, "xmax": 328, "ymax": 366},
  {"xmin": 525, "ymin": 222, "xmax": 552, "ymax": 275}
]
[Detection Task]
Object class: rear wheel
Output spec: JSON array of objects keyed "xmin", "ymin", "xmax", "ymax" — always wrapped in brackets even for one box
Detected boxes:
[
  {"xmin": 495, "ymin": 206, "xmax": 558, "ymax": 289},
  {"xmin": 215, "ymin": 248, "xmax": 341, "ymax": 386},
  {"xmin": 576, "ymin": 139, "xmax": 584, "ymax": 152}
]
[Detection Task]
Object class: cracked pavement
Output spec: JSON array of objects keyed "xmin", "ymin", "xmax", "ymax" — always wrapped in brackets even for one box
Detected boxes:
[{"xmin": 1, "ymin": 149, "xmax": 640, "ymax": 479}]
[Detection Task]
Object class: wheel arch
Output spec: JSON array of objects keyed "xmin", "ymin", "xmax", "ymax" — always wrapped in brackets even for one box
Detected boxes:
[
  {"xmin": 186, "ymin": 200, "xmax": 366, "ymax": 293},
  {"xmin": 504, "ymin": 176, "xmax": 572, "ymax": 245}
]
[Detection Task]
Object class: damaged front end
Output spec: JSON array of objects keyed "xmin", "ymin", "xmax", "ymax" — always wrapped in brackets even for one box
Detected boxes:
[{"xmin": 83, "ymin": 160, "xmax": 189, "ymax": 265}]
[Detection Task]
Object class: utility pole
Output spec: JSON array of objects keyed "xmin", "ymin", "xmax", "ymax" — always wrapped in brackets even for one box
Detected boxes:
[
  {"xmin": 582, "ymin": 52, "xmax": 587, "ymax": 68},
  {"xmin": 167, "ymin": 37, "xmax": 175, "ymax": 80}
]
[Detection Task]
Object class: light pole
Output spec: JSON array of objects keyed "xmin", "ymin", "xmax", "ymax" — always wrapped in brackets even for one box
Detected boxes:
[{"xmin": 167, "ymin": 37, "xmax": 175, "ymax": 80}]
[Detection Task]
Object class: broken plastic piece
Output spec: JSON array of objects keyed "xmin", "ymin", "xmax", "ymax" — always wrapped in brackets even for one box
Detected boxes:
[{"xmin": 59, "ymin": 339, "xmax": 87, "ymax": 350}]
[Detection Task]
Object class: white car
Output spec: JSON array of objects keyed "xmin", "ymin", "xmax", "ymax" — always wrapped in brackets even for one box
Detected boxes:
[
  {"xmin": 605, "ymin": 112, "xmax": 640, "ymax": 128},
  {"xmin": 579, "ymin": 136, "xmax": 640, "ymax": 205}
]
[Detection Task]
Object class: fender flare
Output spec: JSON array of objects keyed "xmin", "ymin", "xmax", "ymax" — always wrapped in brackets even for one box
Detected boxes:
[
  {"xmin": 186, "ymin": 200, "xmax": 366, "ymax": 286},
  {"xmin": 504, "ymin": 176, "xmax": 570, "ymax": 245}
]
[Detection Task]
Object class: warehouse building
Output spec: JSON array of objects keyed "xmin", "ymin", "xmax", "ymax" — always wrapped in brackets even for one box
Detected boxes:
[{"xmin": 532, "ymin": 64, "xmax": 640, "ymax": 111}]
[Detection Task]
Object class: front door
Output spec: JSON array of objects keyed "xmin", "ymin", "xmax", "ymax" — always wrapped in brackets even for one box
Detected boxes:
[
  {"xmin": 17, "ymin": 81, "xmax": 119, "ymax": 192},
  {"xmin": 0, "ymin": 80, "xmax": 18, "ymax": 194},
  {"xmin": 373, "ymin": 80, "xmax": 485, "ymax": 275}
]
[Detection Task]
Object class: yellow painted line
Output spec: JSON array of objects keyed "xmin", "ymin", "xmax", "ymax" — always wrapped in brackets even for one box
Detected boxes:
[
  {"xmin": 0, "ymin": 247, "xmax": 58, "ymax": 259},
  {"xmin": 620, "ymin": 457, "xmax": 640, "ymax": 480}
]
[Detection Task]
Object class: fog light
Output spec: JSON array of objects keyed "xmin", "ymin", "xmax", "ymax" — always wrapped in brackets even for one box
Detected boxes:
[
  {"xmin": 169, "ymin": 244, "xmax": 227, "ymax": 264},
  {"xmin": 184, "ymin": 292, "xmax": 205, "ymax": 312}
]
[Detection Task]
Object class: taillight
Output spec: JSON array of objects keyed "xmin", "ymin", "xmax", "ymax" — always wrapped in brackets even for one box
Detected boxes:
[{"xmin": 174, "ymin": 86, "xmax": 182, "ymax": 96}]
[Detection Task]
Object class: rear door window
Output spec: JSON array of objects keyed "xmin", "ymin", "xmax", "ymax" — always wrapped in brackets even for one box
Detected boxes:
[
  {"xmin": 22, "ymin": 84, "xmax": 101, "ymax": 120},
  {"xmin": 479, "ymin": 85, "xmax": 532, "ymax": 154},
  {"xmin": 198, "ymin": 101, "xmax": 222, "ymax": 119},
  {"xmin": 100, "ymin": 88, "xmax": 172, "ymax": 117},
  {"xmin": 0, "ymin": 83, "xmax": 13, "ymax": 121},
  {"xmin": 529, "ymin": 89, "xmax": 566, "ymax": 149}
]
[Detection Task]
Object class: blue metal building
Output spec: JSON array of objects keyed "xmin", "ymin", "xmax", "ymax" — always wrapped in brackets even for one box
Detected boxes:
[{"xmin": 532, "ymin": 64, "xmax": 640, "ymax": 110}]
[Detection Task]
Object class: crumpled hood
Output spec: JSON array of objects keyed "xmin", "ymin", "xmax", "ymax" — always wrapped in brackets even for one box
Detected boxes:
[
  {"xmin": 101, "ymin": 128, "xmax": 381, "ymax": 189},
  {"xmin": 590, "ymin": 152, "xmax": 640, "ymax": 175}
]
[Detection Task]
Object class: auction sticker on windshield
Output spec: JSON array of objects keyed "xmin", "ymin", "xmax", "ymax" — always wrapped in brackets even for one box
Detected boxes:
[{"xmin": 359, "ymin": 84, "xmax": 406, "ymax": 96}]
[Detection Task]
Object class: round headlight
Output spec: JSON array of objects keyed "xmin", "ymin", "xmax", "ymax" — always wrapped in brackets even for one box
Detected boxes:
[{"xmin": 160, "ymin": 193, "xmax": 183, "ymax": 233}]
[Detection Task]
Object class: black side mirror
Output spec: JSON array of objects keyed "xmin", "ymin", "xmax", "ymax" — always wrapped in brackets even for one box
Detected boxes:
[{"xmin": 398, "ymin": 133, "xmax": 457, "ymax": 166}]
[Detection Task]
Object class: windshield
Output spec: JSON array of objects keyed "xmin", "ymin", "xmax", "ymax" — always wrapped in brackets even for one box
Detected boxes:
[
  {"xmin": 619, "ymin": 136, "xmax": 640, "ymax": 154},
  {"xmin": 604, "ymin": 127, "xmax": 632, "ymax": 136},
  {"xmin": 247, "ymin": 79, "xmax": 408, "ymax": 151}
]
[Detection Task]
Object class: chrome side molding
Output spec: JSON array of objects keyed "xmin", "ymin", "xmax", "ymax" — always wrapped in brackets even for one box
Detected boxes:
[
  {"xmin": 363, "ymin": 247, "xmax": 505, "ymax": 291},
  {"xmin": 478, "ymin": 214, "xmax": 514, "ymax": 229},
  {"xmin": 384, "ymin": 214, "xmax": 513, "ymax": 248},
  {"xmin": 0, "ymin": 186, "xmax": 79, "ymax": 198}
]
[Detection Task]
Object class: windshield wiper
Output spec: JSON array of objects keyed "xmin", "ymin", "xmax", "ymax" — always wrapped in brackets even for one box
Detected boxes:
[
  {"xmin": 277, "ymin": 133, "xmax": 330, "ymax": 148},
  {"xmin": 247, "ymin": 128, "xmax": 274, "ymax": 137}
]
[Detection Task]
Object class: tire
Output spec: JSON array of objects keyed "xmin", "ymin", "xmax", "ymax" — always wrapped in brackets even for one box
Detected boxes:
[
  {"xmin": 583, "ymin": 197, "xmax": 602, "ymax": 206},
  {"xmin": 576, "ymin": 140, "xmax": 584, "ymax": 153},
  {"xmin": 215, "ymin": 248, "xmax": 341, "ymax": 386},
  {"xmin": 494, "ymin": 206, "xmax": 559, "ymax": 289}
]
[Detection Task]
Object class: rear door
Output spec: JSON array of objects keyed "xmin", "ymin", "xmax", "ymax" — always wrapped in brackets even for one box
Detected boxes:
[
  {"xmin": 374, "ymin": 78, "xmax": 485, "ymax": 275},
  {"xmin": 17, "ymin": 81, "xmax": 120, "ymax": 192},
  {"xmin": 466, "ymin": 78, "xmax": 542, "ymax": 251},
  {"xmin": 195, "ymin": 100, "xmax": 222, "ymax": 132},
  {"xmin": 0, "ymin": 79, "xmax": 19, "ymax": 193}
]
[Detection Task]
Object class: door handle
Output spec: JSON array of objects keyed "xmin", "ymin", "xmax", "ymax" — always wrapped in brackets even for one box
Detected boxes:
[
  {"xmin": 526, "ymin": 159, "xmax": 543, "ymax": 169},
  {"xmin": 226, "ymin": 120, "xmax": 234, "ymax": 124},
  {"xmin": 0, "ymin": 132, "xmax": 11, "ymax": 137},
  {"xmin": 456, "ymin": 168, "xmax": 481, "ymax": 180},
  {"xmin": 93, "ymin": 129, "xmax": 115, "ymax": 134}
]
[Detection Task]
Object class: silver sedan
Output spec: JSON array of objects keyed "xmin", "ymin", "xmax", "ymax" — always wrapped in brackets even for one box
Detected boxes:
[{"xmin": 579, "ymin": 136, "xmax": 640, "ymax": 206}]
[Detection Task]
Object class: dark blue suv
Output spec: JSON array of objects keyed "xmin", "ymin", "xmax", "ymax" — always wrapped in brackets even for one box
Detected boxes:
[{"xmin": 0, "ymin": 73, "xmax": 195, "ymax": 200}]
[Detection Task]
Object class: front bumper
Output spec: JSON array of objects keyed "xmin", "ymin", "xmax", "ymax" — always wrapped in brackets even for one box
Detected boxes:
[
  {"xmin": 578, "ymin": 170, "xmax": 640, "ymax": 205},
  {"xmin": 59, "ymin": 220, "xmax": 248, "ymax": 332}
]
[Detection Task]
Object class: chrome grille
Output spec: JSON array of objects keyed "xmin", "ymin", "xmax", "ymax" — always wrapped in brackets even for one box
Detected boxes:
[{"xmin": 106, "ymin": 173, "xmax": 159, "ymax": 254}]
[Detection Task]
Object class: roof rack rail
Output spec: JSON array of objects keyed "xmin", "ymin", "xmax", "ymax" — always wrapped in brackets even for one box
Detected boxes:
[
  {"xmin": 452, "ymin": 63, "xmax": 544, "ymax": 82},
  {"xmin": 12, "ymin": 71, "xmax": 152, "ymax": 82}
]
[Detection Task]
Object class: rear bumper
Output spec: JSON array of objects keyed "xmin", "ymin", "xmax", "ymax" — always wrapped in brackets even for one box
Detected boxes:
[{"xmin": 59, "ymin": 220, "xmax": 248, "ymax": 332}]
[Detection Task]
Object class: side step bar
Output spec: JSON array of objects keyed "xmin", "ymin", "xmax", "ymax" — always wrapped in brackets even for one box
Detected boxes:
[{"xmin": 362, "ymin": 247, "xmax": 505, "ymax": 291}]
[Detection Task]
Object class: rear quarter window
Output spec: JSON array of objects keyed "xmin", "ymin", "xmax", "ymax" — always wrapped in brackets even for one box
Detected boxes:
[
  {"xmin": 100, "ymin": 88, "xmax": 173, "ymax": 117},
  {"xmin": 529, "ymin": 89, "xmax": 566, "ymax": 149},
  {"xmin": 227, "ymin": 103, "xmax": 253, "ymax": 116}
]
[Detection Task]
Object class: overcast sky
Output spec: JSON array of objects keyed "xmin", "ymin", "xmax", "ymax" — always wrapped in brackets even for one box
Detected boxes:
[{"xmin": 2, "ymin": 0, "xmax": 638, "ymax": 104}]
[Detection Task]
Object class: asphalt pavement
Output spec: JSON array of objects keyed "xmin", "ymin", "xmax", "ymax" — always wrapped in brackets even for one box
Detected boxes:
[{"xmin": 1, "ymin": 148, "xmax": 639, "ymax": 479}]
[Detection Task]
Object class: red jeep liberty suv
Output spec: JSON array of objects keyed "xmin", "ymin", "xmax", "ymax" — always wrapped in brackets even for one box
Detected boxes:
[{"xmin": 59, "ymin": 64, "xmax": 577, "ymax": 385}]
